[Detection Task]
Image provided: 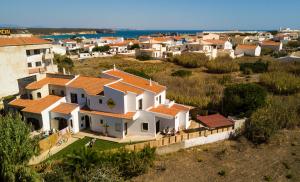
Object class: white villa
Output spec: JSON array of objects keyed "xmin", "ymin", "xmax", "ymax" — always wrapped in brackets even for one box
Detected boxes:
[{"xmin": 8, "ymin": 66, "xmax": 191, "ymax": 139}]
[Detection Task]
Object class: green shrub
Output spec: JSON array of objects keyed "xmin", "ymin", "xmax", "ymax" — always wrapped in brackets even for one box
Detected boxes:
[
  {"xmin": 272, "ymin": 51, "xmax": 288, "ymax": 58},
  {"xmin": 206, "ymin": 56, "xmax": 239, "ymax": 74},
  {"xmin": 261, "ymin": 48, "xmax": 274, "ymax": 56},
  {"xmin": 218, "ymin": 170, "xmax": 226, "ymax": 176},
  {"xmin": 223, "ymin": 83, "xmax": 267, "ymax": 117},
  {"xmin": 136, "ymin": 54, "xmax": 152, "ymax": 61},
  {"xmin": 245, "ymin": 96, "xmax": 300, "ymax": 144},
  {"xmin": 92, "ymin": 45, "xmax": 110, "ymax": 52},
  {"xmin": 240, "ymin": 60, "xmax": 269, "ymax": 74},
  {"xmin": 171, "ymin": 52, "xmax": 209, "ymax": 68},
  {"xmin": 124, "ymin": 68, "xmax": 151, "ymax": 79},
  {"xmin": 260, "ymin": 72, "xmax": 300, "ymax": 95},
  {"xmin": 171, "ymin": 70, "xmax": 192, "ymax": 77}
]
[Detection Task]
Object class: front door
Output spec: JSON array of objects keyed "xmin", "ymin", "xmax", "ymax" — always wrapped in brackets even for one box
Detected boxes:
[
  {"xmin": 125, "ymin": 122, "xmax": 128, "ymax": 135},
  {"xmin": 156, "ymin": 120, "xmax": 160, "ymax": 133},
  {"xmin": 85, "ymin": 115, "xmax": 90, "ymax": 128}
]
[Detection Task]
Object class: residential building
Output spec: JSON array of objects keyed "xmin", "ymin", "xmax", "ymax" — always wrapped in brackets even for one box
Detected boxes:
[
  {"xmin": 7, "ymin": 67, "xmax": 191, "ymax": 139},
  {"xmin": 201, "ymin": 39, "xmax": 233, "ymax": 50},
  {"xmin": 235, "ymin": 44, "xmax": 261, "ymax": 57},
  {"xmin": 0, "ymin": 37, "xmax": 58, "ymax": 98},
  {"xmin": 260, "ymin": 40, "xmax": 283, "ymax": 51}
]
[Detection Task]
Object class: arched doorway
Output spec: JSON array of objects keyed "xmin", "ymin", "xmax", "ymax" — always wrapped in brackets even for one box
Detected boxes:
[
  {"xmin": 84, "ymin": 115, "xmax": 90, "ymax": 129},
  {"xmin": 54, "ymin": 117, "xmax": 68, "ymax": 130},
  {"xmin": 26, "ymin": 118, "xmax": 41, "ymax": 131}
]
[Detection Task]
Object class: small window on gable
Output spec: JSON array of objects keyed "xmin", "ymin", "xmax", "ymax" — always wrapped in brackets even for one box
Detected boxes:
[
  {"xmin": 81, "ymin": 116, "xmax": 84, "ymax": 121},
  {"xmin": 37, "ymin": 92, "xmax": 41, "ymax": 98},
  {"xmin": 100, "ymin": 119, "xmax": 103, "ymax": 124},
  {"xmin": 81, "ymin": 94, "xmax": 85, "ymax": 98},
  {"xmin": 61, "ymin": 90, "xmax": 65, "ymax": 96},
  {"xmin": 51, "ymin": 90, "xmax": 55, "ymax": 95},
  {"xmin": 99, "ymin": 99, "xmax": 102, "ymax": 104},
  {"xmin": 142, "ymin": 123, "xmax": 148, "ymax": 131}
]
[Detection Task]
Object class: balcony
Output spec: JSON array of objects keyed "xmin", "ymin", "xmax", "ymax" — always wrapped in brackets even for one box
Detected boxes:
[
  {"xmin": 27, "ymin": 54, "xmax": 43, "ymax": 63},
  {"xmin": 43, "ymin": 53, "xmax": 54, "ymax": 60}
]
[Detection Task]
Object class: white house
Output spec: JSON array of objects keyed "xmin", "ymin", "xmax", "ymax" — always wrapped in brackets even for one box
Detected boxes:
[
  {"xmin": 8, "ymin": 67, "xmax": 191, "ymax": 139},
  {"xmin": 235, "ymin": 44, "xmax": 261, "ymax": 57},
  {"xmin": 260, "ymin": 40, "xmax": 283, "ymax": 51},
  {"xmin": 201, "ymin": 39, "xmax": 233, "ymax": 50}
]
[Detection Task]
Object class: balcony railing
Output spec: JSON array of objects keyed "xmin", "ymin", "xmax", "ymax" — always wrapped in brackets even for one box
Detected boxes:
[{"xmin": 27, "ymin": 54, "xmax": 43, "ymax": 63}]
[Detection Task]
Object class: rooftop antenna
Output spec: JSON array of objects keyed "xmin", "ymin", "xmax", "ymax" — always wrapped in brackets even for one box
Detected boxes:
[
  {"xmin": 149, "ymin": 78, "xmax": 152, "ymax": 86},
  {"xmin": 113, "ymin": 64, "xmax": 116, "ymax": 71}
]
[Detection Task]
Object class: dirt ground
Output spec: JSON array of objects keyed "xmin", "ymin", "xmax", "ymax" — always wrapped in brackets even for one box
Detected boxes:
[{"xmin": 133, "ymin": 129, "xmax": 300, "ymax": 182}]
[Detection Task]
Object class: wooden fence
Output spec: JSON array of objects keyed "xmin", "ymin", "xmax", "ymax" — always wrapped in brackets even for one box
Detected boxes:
[
  {"xmin": 38, "ymin": 127, "xmax": 71, "ymax": 152},
  {"xmin": 125, "ymin": 126, "xmax": 233, "ymax": 151}
]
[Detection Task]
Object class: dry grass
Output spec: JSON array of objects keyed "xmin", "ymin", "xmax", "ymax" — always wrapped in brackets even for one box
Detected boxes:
[{"xmin": 133, "ymin": 129, "xmax": 300, "ymax": 182}]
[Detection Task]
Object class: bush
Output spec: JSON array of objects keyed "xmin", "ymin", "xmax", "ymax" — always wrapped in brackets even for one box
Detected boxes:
[
  {"xmin": 53, "ymin": 54, "xmax": 74, "ymax": 73},
  {"xmin": 240, "ymin": 60, "xmax": 269, "ymax": 74},
  {"xmin": 124, "ymin": 68, "xmax": 151, "ymax": 79},
  {"xmin": 206, "ymin": 56, "xmax": 239, "ymax": 74},
  {"xmin": 92, "ymin": 45, "xmax": 110, "ymax": 52},
  {"xmin": 245, "ymin": 96, "xmax": 300, "ymax": 144},
  {"xmin": 136, "ymin": 54, "xmax": 152, "ymax": 61},
  {"xmin": 171, "ymin": 70, "xmax": 192, "ymax": 77},
  {"xmin": 286, "ymin": 40, "xmax": 300, "ymax": 48},
  {"xmin": 261, "ymin": 48, "xmax": 274, "ymax": 56},
  {"xmin": 128, "ymin": 44, "xmax": 140, "ymax": 50},
  {"xmin": 223, "ymin": 83, "xmax": 267, "ymax": 117},
  {"xmin": 272, "ymin": 51, "xmax": 288, "ymax": 58},
  {"xmin": 170, "ymin": 52, "xmax": 209, "ymax": 68},
  {"xmin": 260, "ymin": 72, "xmax": 300, "ymax": 95}
]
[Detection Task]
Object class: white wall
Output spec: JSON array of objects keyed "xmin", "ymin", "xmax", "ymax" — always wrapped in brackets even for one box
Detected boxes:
[
  {"xmin": 127, "ymin": 111, "xmax": 156, "ymax": 137},
  {"xmin": 66, "ymin": 87, "xmax": 87, "ymax": 107}
]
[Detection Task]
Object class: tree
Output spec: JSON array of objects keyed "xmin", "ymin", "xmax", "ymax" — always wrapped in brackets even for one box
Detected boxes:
[
  {"xmin": 53, "ymin": 54, "xmax": 74, "ymax": 73},
  {"xmin": 261, "ymin": 47, "xmax": 274, "ymax": 56},
  {"xmin": 92, "ymin": 45, "xmax": 110, "ymax": 52},
  {"xmin": 128, "ymin": 44, "xmax": 140, "ymax": 50},
  {"xmin": 222, "ymin": 83, "xmax": 267, "ymax": 117},
  {"xmin": 0, "ymin": 114, "xmax": 40, "ymax": 181}
]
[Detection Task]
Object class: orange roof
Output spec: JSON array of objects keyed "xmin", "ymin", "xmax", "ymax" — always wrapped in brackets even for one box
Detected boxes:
[
  {"xmin": 51, "ymin": 103, "xmax": 79, "ymax": 115},
  {"xmin": 149, "ymin": 103, "xmax": 190, "ymax": 117},
  {"xmin": 261, "ymin": 40, "xmax": 281, "ymax": 46},
  {"xmin": 108, "ymin": 42, "xmax": 128, "ymax": 47},
  {"xmin": 62, "ymin": 39, "xmax": 76, "ymax": 43},
  {"xmin": 108, "ymin": 82, "xmax": 144, "ymax": 95},
  {"xmin": 152, "ymin": 37, "xmax": 171, "ymax": 42},
  {"xmin": 103, "ymin": 69, "xmax": 166, "ymax": 94},
  {"xmin": 101, "ymin": 37, "xmax": 118, "ymax": 40},
  {"xmin": 197, "ymin": 114, "xmax": 233, "ymax": 128},
  {"xmin": 203, "ymin": 39, "xmax": 226, "ymax": 45},
  {"xmin": 68, "ymin": 76, "xmax": 115, "ymax": 95},
  {"xmin": 26, "ymin": 77, "xmax": 71, "ymax": 90},
  {"xmin": 0, "ymin": 37, "xmax": 50, "ymax": 47},
  {"xmin": 81, "ymin": 108, "xmax": 135, "ymax": 120},
  {"xmin": 236, "ymin": 44, "xmax": 258, "ymax": 50},
  {"xmin": 9, "ymin": 95, "xmax": 62, "ymax": 114}
]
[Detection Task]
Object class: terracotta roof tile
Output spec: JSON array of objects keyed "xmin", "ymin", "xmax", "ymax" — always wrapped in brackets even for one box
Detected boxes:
[
  {"xmin": 108, "ymin": 82, "xmax": 144, "ymax": 95},
  {"xmin": 197, "ymin": 114, "xmax": 234, "ymax": 128},
  {"xmin": 80, "ymin": 108, "xmax": 135, "ymax": 120},
  {"xmin": 26, "ymin": 77, "xmax": 71, "ymax": 90},
  {"xmin": 236, "ymin": 44, "xmax": 258, "ymax": 50},
  {"xmin": 261, "ymin": 40, "xmax": 281, "ymax": 46},
  {"xmin": 9, "ymin": 95, "xmax": 62, "ymax": 114},
  {"xmin": 51, "ymin": 103, "xmax": 79, "ymax": 115},
  {"xmin": 0, "ymin": 37, "xmax": 51, "ymax": 47},
  {"xmin": 103, "ymin": 69, "xmax": 166, "ymax": 94},
  {"xmin": 149, "ymin": 103, "xmax": 190, "ymax": 117},
  {"xmin": 203, "ymin": 39, "xmax": 226, "ymax": 45},
  {"xmin": 68, "ymin": 76, "xmax": 115, "ymax": 95}
]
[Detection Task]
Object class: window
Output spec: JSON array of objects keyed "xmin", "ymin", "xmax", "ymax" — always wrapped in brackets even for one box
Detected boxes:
[
  {"xmin": 35, "ymin": 61, "xmax": 42, "ymax": 67},
  {"xmin": 33, "ymin": 49, "xmax": 40, "ymax": 55},
  {"xmin": 27, "ymin": 63, "xmax": 32, "ymax": 67},
  {"xmin": 29, "ymin": 94, "xmax": 33, "ymax": 100},
  {"xmin": 60, "ymin": 90, "xmax": 65, "ymax": 96},
  {"xmin": 70, "ymin": 93, "xmax": 78, "ymax": 103},
  {"xmin": 142, "ymin": 123, "xmax": 148, "ymax": 131},
  {"xmin": 81, "ymin": 94, "xmax": 85, "ymax": 98},
  {"xmin": 26, "ymin": 50, "xmax": 31, "ymax": 56},
  {"xmin": 99, "ymin": 99, "xmax": 102, "ymax": 104},
  {"xmin": 159, "ymin": 95, "xmax": 162, "ymax": 104},
  {"xmin": 37, "ymin": 92, "xmax": 41, "ymax": 98},
  {"xmin": 81, "ymin": 116, "xmax": 84, "ymax": 121},
  {"xmin": 70, "ymin": 119, "xmax": 73, "ymax": 128},
  {"xmin": 100, "ymin": 119, "xmax": 103, "ymax": 124},
  {"xmin": 51, "ymin": 90, "xmax": 55, "ymax": 95},
  {"xmin": 115, "ymin": 123, "xmax": 121, "ymax": 132},
  {"xmin": 138, "ymin": 99, "xmax": 142, "ymax": 110}
]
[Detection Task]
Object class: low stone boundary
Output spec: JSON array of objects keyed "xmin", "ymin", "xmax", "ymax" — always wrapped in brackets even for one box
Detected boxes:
[{"xmin": 124, "ymin": 126, "xmax": 234, "ymax": 152}]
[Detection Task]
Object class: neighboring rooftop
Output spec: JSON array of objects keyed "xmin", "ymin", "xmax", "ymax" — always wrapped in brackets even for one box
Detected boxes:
[
  {"xmin": 0, "ymin": 37, "xmax": 50, "ymax": 47},
  {"xmin": 197, "ymin": 114, "xmax": 234, "ymax": 129},
  {"xmin": 67, "ymin": 76, "xmax": 115, "ymax": 95},
  {"xmin": 103, "ymin": 69, "xmax": 166, "ymax": 94},
  {"xmin": 108, "ymin": 81, "xmax": 144, "ymax": 95},
  {"xmin": 51, "ymin": 103, "xmax": 79, "ymax": 115},
  {"xmin": 236, "ymin": 44, "xmax": 258, "ymax": 50},
  {"xmin": 81, "ymin": 108, "xmax": 136, "ymax": 120},
  {"xmin": 261, "ymin": 40, "xmax": 281, "ymax": 46}
]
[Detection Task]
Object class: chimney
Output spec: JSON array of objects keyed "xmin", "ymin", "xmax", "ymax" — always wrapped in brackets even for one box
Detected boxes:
[
  {"xmin": 113, "ymin": 64, "xmax": 116, "ymax": 71},
  {"xmin": 149, "ymin": 78, "xmax": 152, "ymax": 86}
]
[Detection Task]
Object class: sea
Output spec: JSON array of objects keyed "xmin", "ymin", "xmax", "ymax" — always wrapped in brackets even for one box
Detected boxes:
[{"xmin": 41, "ymin": 29, "xmax": 268, "ymax": 40}]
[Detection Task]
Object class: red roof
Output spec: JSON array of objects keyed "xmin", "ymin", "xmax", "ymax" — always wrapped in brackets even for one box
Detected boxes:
[
  {"xmin": 0, "ymin": 37, "xmax": 51, "ymax": 47},
  {"xmin": 197, "ymin": 114, "xmax": 233, "ymax": 128}
]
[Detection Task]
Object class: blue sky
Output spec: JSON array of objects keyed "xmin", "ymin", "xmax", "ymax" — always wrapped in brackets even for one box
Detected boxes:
[{"xmin": 0, "ymin": 0, "xmax": 300, "ymax": 30}]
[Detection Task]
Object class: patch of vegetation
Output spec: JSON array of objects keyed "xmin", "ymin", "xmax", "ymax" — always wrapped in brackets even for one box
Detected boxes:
[
  {"xmin": 260, "ymin": 72, "xmax": 300, "ymax": 95},
  {"xmin": 136, "ymin": 54, "xmax": 152, "ymax": 61},
  {"xmin": 240, "ymin": 60, "xmax": 269, "ymax": 74},
  {"xmin": 222, "ymin": 83, "xmax": 267, "ymax": 117},
  {"xmin": 128, "ymin": 44, "xmax": 140, "ymax": 50},
  {"xmin": 206, "ymin": 56, "xmax": 239, "ymax": 74},
  {"xmin": 218, "ymin": 170, "xmax": 226, "ymax": 176},
  {"xmin": 53, "ymin": 53, "xmax": 74, "ymax": 73},
  {"xmin": 245, "ymin": 96, "xmax": 300, "ymax": 144},
  {"xmin": 261, "ymin": 48, "xmax": 274, "ymax": 56},
  {"xmin": 286, "ymin": 173, "xmax": 293, "ymax": 179},
  {"xmin": 92, "ymin": 45, "xmax": 110, "ymax": 52},
  {"xmin": 170, "ymin": 52, "xmax": 209, "ymax": 68},
  {"xmin": 124, "ymin": 68, "xmax": 151, "ymax": 79},
  {"xmin": 171, "ymin": 69, "xmax": 192, "ymax": 77},
  {"xmin": 286, "ymin": 40, "xmax": 300, "ymax": 48}
]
